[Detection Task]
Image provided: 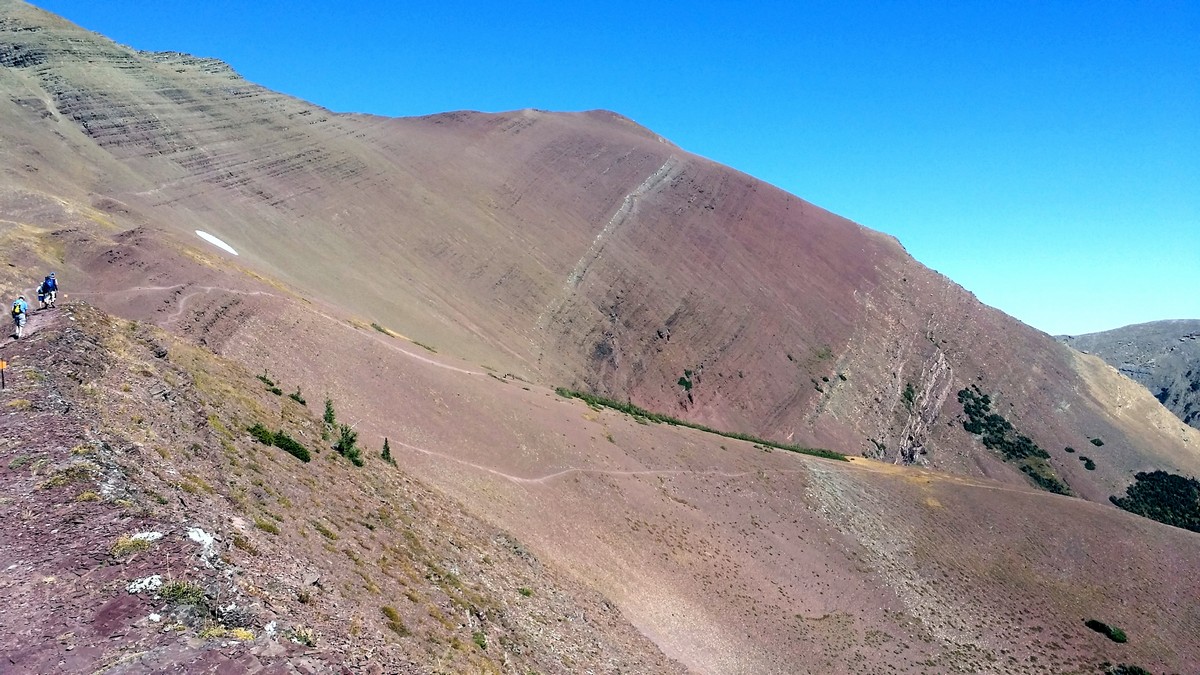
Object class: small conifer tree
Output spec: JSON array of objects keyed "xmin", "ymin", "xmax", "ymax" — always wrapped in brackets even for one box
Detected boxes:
[{"xmin": 382, "ymin": 437, "xmax": 394, "ymax": 465}]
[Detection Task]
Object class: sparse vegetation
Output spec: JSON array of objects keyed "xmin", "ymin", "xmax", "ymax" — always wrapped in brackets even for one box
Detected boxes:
[
  {"xmin": 1080, "ymin": 456, "xmax": 1096, "ymax": 470},
  {"xmin": 381, "ymin": 437, "xmax": 395, "ymax": 465},
  {"xmin": 1085, "ymin": 618, "xmax": 1128, "ymax": 643},
  {"xmin": 312, "ymin": 520, "xmax": 339, "ymax": 540},
  {"xmin": 247, "ymin": 424, "xmax": 311, "ymax": 462},
  {"xmin": 1110, "ymin": 470, "xmax": 1200, "ymax": 533},
  {"xmin": 255, "ymin": 517, "xmax": 281, "ymax": 535},
  {"xmin": 110, "ymin": 534, "xmax": 153, "ymax": 557},
  {"xmin": 160, "ymin": 580, "xmax": 206, "ymax": 605},
  {"xmin": 256, "ymin": 370, "xmax": 282, "ymax": 395},
  {"xmin": 1107, "ymin": 665, "xmax": 1152, "ymax": 675},
  {"xmin": 472, "ymin": 630, "xmax": 488, "ymax": 650},
  {"xmin": 323, "ymin": 397, "xmax": 336, "ymax": 427},
  {"xmin": 1091, "ymin": 437, "xmax": 1105, "ymax": 447},
  {"xmin": 289, "ymin": 386, "xmax": 306, "ymax": 405},
  {"xmin": 288, "ymin": 626, "xmax": 317, "ymax": 647},
  {"xmin": 554, "ymin": 387, "xmax": 847, "ymax": 461},
  {"xmin": 677, "ymin": 370, "xmax": 693, "ymax": 392},
  {"xmin": 272, "ymin": 431, "xmax": 312, "ymax": 463},
  {"xmin": 8, "ymin": 454, "xmax": 36, "ymax": 470},
  {"xmin": 39, "ymin": 462, "xmax": 97, "ymax": 489},
  {"xmin": 335, "ymin": 423, "xmax": 364, "ymax": 466},
  {"xmin": 902, "ymin": 382, "xmax": 916, "ymax": 410},
  {"xmin": 381, "ymin": 605, "xmax": 409, "ymax": 637},
  {"xmin": 958, "ymin": 386, "xmax": 1070, "ymax": 494},
  {"xmin": 518, "ymin": 587, "xmax": 534, "ymax": 597},
  {"xmin": 248, "ymin": 423, "xmax": 275, "ymax": 445}
]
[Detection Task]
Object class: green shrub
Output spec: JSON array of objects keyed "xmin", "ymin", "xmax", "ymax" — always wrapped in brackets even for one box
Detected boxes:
[
  {"xmin": 288, "ymin": 387, "xmax": 306, "ymax": 405},
  {"xmin": 272, "ymin": 431, "xmax": 311, "ymax": 463},
  {"xmin": 1110, "ymin": 470, "xmax": 1200, "ymax": 533},
  {"xmin": 554, "ymin": 387, "xmax": 846, "ymax": 461},
  {"xmin": 1107, "ymin": 665, "xmax": 1152, "ymax": 675},
  {"xmin": 1080, "ymin": 456, "xmax": 1096, "ymax": 471},
  {"xmin": 1090, "ymin": 438, "xmax": 1105, "ymax": 447},
  {"xmin": 1085, "ymin": 619, "xmax": 1128, "ymax": 643},
  {"xmin": 958, "ymin": 386, "xmax": 1070, "ymax": 494},
  {"xmin": 334, "ymin": 424, "xmax": 364, "ymax": 466},
  {"xmin": 677, "ymin": 373, "xmax": 693, "ymax": 391},
  {"xmin": 110, "ymin": 535, "xmax": 153, "ymax": 557},
  {"xmin": 161, "ymin": 580, "xmax": 206, "ymax": 605},
  {"xmin": 247, "ymin": 423, "xmax": 274, "ymax": 446}
]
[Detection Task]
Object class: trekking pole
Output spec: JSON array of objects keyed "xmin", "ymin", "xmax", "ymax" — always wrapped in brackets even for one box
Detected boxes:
[{"xmin": 1, "ymin": 359, "xmax": 7, "ymax": 390}]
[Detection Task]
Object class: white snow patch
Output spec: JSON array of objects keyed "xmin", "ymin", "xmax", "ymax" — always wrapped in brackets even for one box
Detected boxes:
[
  {"xmin": 148, "ymin": 613, "xmax": 162, "ymax": 623},
  {"xmin": 187, "ymin": 526, "xmax": 218, "ymax": 565},
  {"xmin": 264, "ymin": 621, "xmax": 277, "ymax": 636},
  {"xmin": 127, "ymin": 575, "xmax": 163, "ymax": 594},
  {"xmin": 131, "ymin": 532, "xmax": 163, "ymax": 542},
  {"xmin": 195, "ymin": 230, "xmax": 239, "ymax": 256}
]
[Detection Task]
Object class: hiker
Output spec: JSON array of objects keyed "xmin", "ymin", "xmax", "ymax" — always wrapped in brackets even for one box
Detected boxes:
[
  {"xmin": 41, "ymin": 272, "xmax": 57, "ymax": 308},
  {"xmin": 35, "ymin": 282, "xmax": 46, "ymax": 310},
  {"xmin": 11, "ymin": 295, "xmax": 28, "ymax": 339}
]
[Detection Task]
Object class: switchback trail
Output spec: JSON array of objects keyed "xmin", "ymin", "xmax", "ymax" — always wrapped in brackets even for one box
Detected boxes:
[{"xmin": 73, "ymin": 285, "xmax": 484, "ymax": 376}]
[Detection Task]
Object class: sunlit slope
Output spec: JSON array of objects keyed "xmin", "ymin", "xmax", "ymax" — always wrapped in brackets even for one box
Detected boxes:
[{"xmin": 2, "ymin": 0, "xmax": 1198, "ymax": 504}]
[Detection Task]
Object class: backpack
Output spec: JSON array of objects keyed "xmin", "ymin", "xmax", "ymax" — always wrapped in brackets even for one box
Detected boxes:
[
  {"xmin": 11, "ymin": 302, "xmax": 21, "ymax": 317},
  {"xmin": 44, "ymin": 277, "xmax": 56, "ymax": 292}
]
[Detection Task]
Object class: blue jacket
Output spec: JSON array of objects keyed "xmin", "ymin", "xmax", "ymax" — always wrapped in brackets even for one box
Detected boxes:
[{"xmin": 12, "ymin": 299, "xmax": 28, "ymax": 316}]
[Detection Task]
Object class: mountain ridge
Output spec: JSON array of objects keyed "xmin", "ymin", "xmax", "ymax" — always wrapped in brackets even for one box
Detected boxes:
[
  {"xmin": 1060, "ymin": 319, "xmax": 1200, "ymax": 431},
  {"xmin": 2, "ymin": 2, "xmax": 1200, "ymax": 672}
]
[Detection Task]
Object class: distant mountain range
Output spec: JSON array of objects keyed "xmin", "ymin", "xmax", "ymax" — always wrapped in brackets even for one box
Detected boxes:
[{"xmin": 1060, "ymin": 320, "xmax": 1200, "ymax": 430}]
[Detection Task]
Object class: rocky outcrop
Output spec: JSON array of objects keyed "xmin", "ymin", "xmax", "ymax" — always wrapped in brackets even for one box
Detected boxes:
[{"xmin": 1060, "ymin": 320, "xmax": 1200, "ymax": 429}]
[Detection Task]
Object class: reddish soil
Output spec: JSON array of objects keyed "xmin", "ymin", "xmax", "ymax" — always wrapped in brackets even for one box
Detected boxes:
[{"xmin": 0, "ymin": 4, "xmax": 1197, "ymax": 673}]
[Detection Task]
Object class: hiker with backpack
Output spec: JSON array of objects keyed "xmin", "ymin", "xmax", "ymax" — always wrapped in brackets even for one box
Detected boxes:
[
  {"xmin": 40, "ymin": 272, "xmax": 57, "ymax": 309},
  {"xmin": 11, "ymin": 295, "xmax": 28, "ymax": 339}
]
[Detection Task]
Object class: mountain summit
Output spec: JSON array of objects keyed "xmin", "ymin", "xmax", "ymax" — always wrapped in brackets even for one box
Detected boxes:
[{"xmin": 2, "ymin": 2, "xmax": 1199, "ymax": 672}]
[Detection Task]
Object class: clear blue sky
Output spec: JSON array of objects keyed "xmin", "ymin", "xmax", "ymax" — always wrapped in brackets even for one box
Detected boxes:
[{"xmin": 33, "ymin": 0, "xmax": 1199, "ymax": 335}]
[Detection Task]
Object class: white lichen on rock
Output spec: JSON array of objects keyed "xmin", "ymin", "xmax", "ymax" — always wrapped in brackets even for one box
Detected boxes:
[{"xmin": 127, "ymin": 575, "xmax": 163, "ymax": 594}]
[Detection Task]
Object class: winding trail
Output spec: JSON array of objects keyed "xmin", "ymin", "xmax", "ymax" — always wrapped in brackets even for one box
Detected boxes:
[
  {"xmin": 70, "ymin": 285, "xmax": 1051, "ymax": 500},
  {"xmin": 72, "ymin": 284, "xmax": 484, "ymax": 377},
  {"xmin": 390, "ymin": 436, "xmax": 801, "ymax": 486},
  {"xmin": 394, "ymin": 431, "xmax": 1053, "ymax": 497}
]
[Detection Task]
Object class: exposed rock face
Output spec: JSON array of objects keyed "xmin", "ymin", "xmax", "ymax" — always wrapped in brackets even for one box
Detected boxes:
[{"xmin": 1060, "ymin": 320, "xmax": 1200, "ymax": 429}]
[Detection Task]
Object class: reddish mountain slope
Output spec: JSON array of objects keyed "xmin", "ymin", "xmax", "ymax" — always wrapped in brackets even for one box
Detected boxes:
[
  {"xmin": 2, "ymin": 2, "xmax": 1200, "ymax": 673},
  {"xmin": 2, "ymin": 0, "xmax": 1196, "ymax": 502}
]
